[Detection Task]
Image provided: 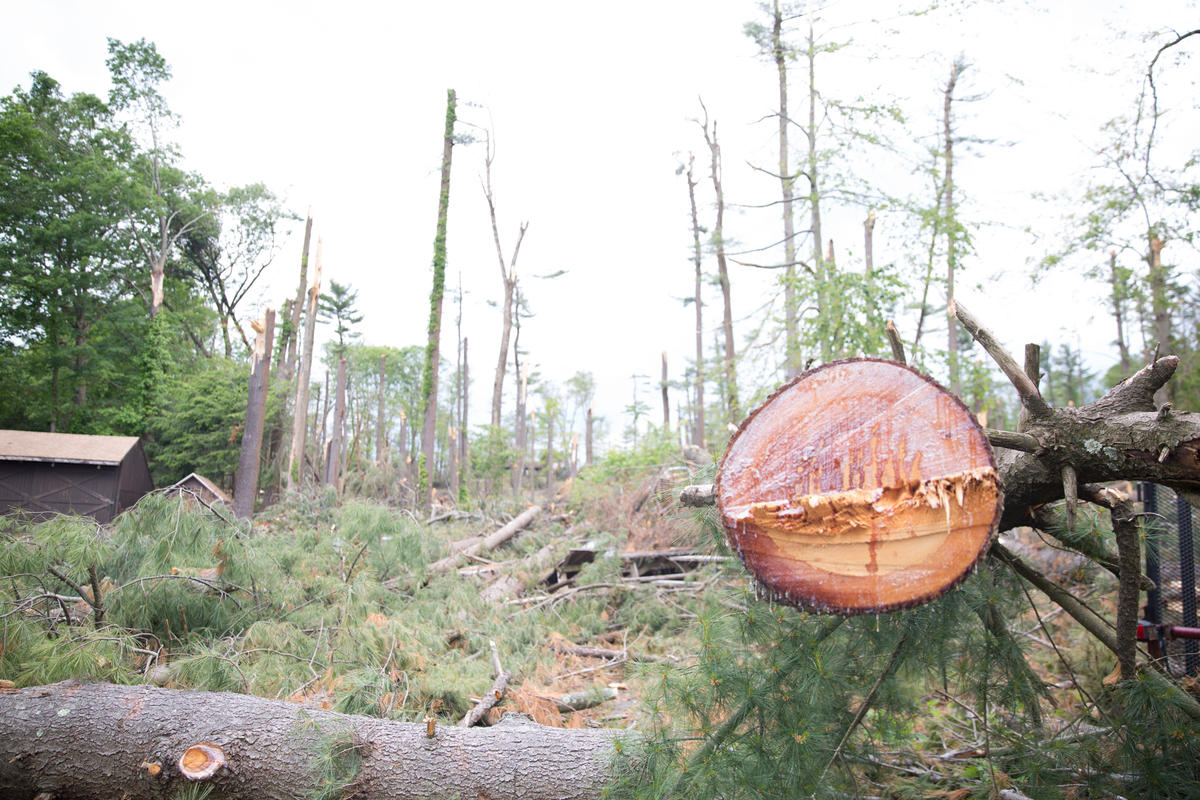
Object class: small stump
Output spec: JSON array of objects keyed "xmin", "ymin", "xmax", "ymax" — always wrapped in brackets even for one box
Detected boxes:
[{"xmin": 717, "ymin": 359, "xmax": 1003, "ymax": 614}]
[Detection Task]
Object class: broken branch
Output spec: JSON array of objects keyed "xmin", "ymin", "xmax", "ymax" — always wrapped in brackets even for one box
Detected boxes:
[{"xmin": 953, "ymin": 300, "xmax": 1051, "ymax": 418}]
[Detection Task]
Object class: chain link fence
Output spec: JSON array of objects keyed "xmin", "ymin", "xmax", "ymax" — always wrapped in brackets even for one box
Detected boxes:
[{"xmin": 1140, "ymin": 483, "xmax": 1200, "ymax": 676}]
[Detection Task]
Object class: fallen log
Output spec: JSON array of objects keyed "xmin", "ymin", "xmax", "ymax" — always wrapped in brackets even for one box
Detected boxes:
[
  {"xmin": 0, "ymin": 680, "xmax": 621, "ymax": 800},
  {"xmin": 552, "ymin": 642, "xmax": 673, "ymax": 663},
  {"xmin": 554, "ymin": 686, "xmax": 619, "ymax": 713},
  {"xmin": 428, "ymin": 505, "xmax": 541, "ymax": 575}
]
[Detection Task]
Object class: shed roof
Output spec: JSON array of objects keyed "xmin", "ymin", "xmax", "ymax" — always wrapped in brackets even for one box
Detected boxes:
[
  {"xmin": 167, "ymin": 473, "xmax": 231, "ymax": 505},
  {"xmin": 0, "ymin": 430, "xmax": 142, "ymax": 466}
]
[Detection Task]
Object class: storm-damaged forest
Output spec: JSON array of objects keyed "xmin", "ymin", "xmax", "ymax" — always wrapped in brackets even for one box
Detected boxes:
[{"xmin": 1, "ymin": 4, "xmax": 1200, "ymax": 799}]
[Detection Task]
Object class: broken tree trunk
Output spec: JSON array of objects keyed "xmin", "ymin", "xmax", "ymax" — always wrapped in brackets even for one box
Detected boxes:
[
  {"xmin": 429, "ymin": 505, "xmax": 541, "ymax": 575},
  {"xmin": 287, "ymin": 239, "xmax": 323, "ymax": 492},
  {"xmin": 233, "ymin": 308, "xmax": 275, "ymax": 519},
  {"xmin": 0, "ymin": 681, "xmax": 619, "ymax": 800},
  {"xmin": 717, "ymin": 358, "xmax": 1002, "ymax": 614}
]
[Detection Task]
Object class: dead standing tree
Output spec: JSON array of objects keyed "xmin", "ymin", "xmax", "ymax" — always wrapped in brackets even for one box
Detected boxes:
[
  {"xmin": 233, "ymin": 308, "xmax": 275, "ymax": 519},
  {"xmin": 419, "ymin": 89, "xmax": 457, "ymax": 513},
  {"xmin": 483, "ymin": 130, "xmax": 529, "ymax": 431}
]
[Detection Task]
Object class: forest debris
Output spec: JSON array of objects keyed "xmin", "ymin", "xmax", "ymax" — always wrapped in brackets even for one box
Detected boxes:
[
  {"xmin": 551, "ymin": 642, "xmax": 672, "ymax": 664},
  {"xmin": 428, "ymin": 505, "xmax": 541, "ymax": 575},
  {"xmin": 554, "ymin": 686, "xmax": 618, "ymax": 713},
  {"xmin": 679, "ymin": 483, "xmax": 716, "ymax": 507},
  {"xmin": 460, "ymin": 641, "xmax": 510, "ymax": 727},
  {"xmin": 479, "ymin": 575, "xmax": 522, "ymax": 604}
]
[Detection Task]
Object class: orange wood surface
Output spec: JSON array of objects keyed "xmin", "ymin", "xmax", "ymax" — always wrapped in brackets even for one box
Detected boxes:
[{"xmin": 717, "ymin": 359, "xmax": 1003, "ymax": 614}]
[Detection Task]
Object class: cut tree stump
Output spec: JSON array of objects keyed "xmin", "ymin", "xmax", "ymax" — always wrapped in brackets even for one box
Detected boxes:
[{"xmin": 717, "ymin": 358, "xmax": 1003, "ymax": 614}]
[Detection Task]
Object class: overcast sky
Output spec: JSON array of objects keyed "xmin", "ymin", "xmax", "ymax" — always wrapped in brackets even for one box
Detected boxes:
[{"xmin": 2, "ymin": 1, "xmax": 1195, "ymax": 445}]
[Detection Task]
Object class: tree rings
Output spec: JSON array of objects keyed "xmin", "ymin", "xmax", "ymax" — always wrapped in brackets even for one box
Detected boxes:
[{"xmin": 717, "ymin": 359, "xmax": 1003, "ymax": 615}]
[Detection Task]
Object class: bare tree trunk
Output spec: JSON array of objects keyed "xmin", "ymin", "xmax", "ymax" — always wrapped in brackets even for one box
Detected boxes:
[
  {"xmin": 286, "ymin": 240, "xmax": 322, "ymax": 492},
  {"xmin": 449, "ymin": 425, "xmax": 460, "ymax": 501},
  {"xmin": 1109, "ymin": 250, "xmax": 1132, "ymax": 378},
  {"xmin": 700, "ymin": 103, "xmax": 739, "ymax": 423},
  {"xmin": 774, "ymin": 0, "xmax": 801, "ymax": 376},
  {"xmin": 545, "ymin": 408, "xmax": 555, "ymax": 501},
  {"xmin": 325, "ymin": 358, "xmax": 346, "ymax": 490},
  {"xmin": 864, "ymin": 210, "xmax": 876, "ymax": 284},
  {"xmin": 586, "ymin": 407, "xmax": 594, "ymax": 468},
  {"xmin": 661, "ymin": 352, "xmax": 670, "ymax": 430},
  {"xmin": 377, "ymin": 353, "xmax": 387, "ymax": 465},
  {"xmin": 944, "ymin": 59, "xmax": 962, "ymax": 396},
  {"xmin": 233, "ymin": 309, "xmax": 275, "ymax": 519},
  {"xmin": 686, "ymin": 155, "xmax": 706, "ymax": 448},
  {"xmin": 399, "ymin": 409, "xmax": 410, "ymax": 492},
  {"xmin": 1149, "ymin": 235, "xmax": 1170, "ymax": 408},
  {"xmin": 460, "ymin": 337, "xmax": 469, "ymax": 499},
  {"xmin": 805, "ymin": 20, "xmax": 829, "ymax": 363},
  {"xmin": 282, "ymin": 210, "xmax": 313, "ymax": 382},
  {"xmin": 0, "ymin": 681, "xmax": 618, "ymax": 800},
  {"xmin": 420, "ymin": 89, "xmax": 457, "ymax": 513},
  {"xmin": 485, "ymin": 135, "xmax": 529, "ymax": 430}
]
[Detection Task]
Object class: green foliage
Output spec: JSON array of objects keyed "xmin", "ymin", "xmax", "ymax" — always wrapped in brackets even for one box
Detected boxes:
[
  {"xmin": 143, "ymin": 357, "xmax": 251, "ymax": 487},
  {"xmin": 306, "ymin": 724, "xmax": 369, "ymax": 800},
  {"xmin": 317, "ymin": 280, "xmax": 363, "ymax": 357}
]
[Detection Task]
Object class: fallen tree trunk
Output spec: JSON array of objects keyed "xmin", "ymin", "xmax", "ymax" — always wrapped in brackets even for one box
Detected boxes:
[
  {"xmin": 0, "ymin": 681, "xmax": 620, "ymax": 800},
  {"xmin": 429, "ymin": 504, "xmax": 541, "ymax": 575}
]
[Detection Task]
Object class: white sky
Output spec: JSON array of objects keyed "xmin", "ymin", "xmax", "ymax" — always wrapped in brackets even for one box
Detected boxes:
[{"xmin": 2, "ymin": 1, "xmax": 1196, "ymax": 446}]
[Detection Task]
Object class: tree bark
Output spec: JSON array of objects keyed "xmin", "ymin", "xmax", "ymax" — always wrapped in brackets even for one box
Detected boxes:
[
  {"xmin": 429, "ymin": 504, "xmax": 541, "ymax": 575},
  {"xmin": 805, "ymin": 19, "xmax": 829, "ymax": 362},
  {"xmin": 282, "ymin": 210, "xmax": 313, "ymax": 382},
  {"xmin": 0, "ymin": 681, "xmax": 620, "ymax": 800},
  {"xmin": 686, "ymin": 154, "xmax": 706, "ymax": 448},
  {"xmin": 586, "ymin": 406, "xmax": 594, "ymax": 467},
  {"xmin": 420, "ymin": 89, "xmax": 457, "ymax": 513},
  {"xmin": 287, "ymin": 240, "xmax": 322, "ymax": 492},
  {"xmin": 773, "ymin": 0, "xmax": 801, "ymax": 376},
  {"xmin": 661, "ymin": 351, "xmax": 670, "ymax": 430},
  {"xmin": 233, "ymin": 308, "xmax": 275, "ymax": 519},
  {"xmin": 377, "ymin": 353, "xmax": 387, "ymax": 465},
  {"xmin": 324, "ymin": 357, "xmax": 347, "ymax": 489},
  {"xmin": 700, "ymin": 104, "xmax": 739, "ymax": 423},
  {"xmin": 484, "ymin": 134, "xmax": 529, "ymax": 431},
  {"xmin": 943, "ymin": 59, "xmax": 963, "ymax": 396}
]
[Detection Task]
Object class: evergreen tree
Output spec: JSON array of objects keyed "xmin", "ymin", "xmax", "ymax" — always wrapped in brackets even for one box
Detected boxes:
[{"xmin": 317, "ymin": 280, "xmax": 363, "ymax": 357}]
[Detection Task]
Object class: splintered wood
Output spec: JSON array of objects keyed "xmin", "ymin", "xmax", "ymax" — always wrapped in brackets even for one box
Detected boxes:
[{"xmin": 717, "ymin": 359, "xmax": 1003, "ymax": 614}]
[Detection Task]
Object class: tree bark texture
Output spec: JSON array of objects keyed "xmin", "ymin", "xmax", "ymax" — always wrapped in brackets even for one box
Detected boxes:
[
  {"xmin": 376, "ymin": 353, "xmax": 387, "ymax": 464},
  {"xmin": 233, "ymin": 308, "xmax": 275, "ymax": 519},
  {"xmin": 282, "ymin": 211, "xmax": 313, "ymax": 382},
  {"xmin": 943, "ymin": 59, "xmax": 962, "ymax": 396},
  {"xmin": 484, "ymin": 134, "xmax": 528, "ymax": 431},
  {"xmin": 0, "ymin": 681, "xmax": 620, "ymax": 800},
  {"xmin": 700, "ymin": 107, "xmax": 739, "ymax": 423},
  {"xmin": 686, "ymin": 154, "xmax": 706, "ymax": 448},
  {"xmin": 773, "ymin": 0, "xmax": 801, "ymax": 376},
  {"xmin": 420, "ymin": 89, "xmax": 456, "ymax": 513},
  {"xmin": 805, "ymin": 19, "xmax": 829, "ymax": 362},
  {"xmin": 324, "ymin": 357, "xmax": 346, "ymax": 489},
  {"xmin": 287, "ymin": 240, "xmax": 322, "ymax": 492}
]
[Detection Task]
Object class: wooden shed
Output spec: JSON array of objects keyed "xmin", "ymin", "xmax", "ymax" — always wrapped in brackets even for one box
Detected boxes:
[{"xmin": 0, "ymin": 430, "xmax": 154, "ymax": 523}]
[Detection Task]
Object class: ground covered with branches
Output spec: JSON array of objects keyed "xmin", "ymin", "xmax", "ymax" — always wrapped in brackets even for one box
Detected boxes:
[{"xmin": 4, "ymin": 452, "xmax": 1200, "ymax": 798}]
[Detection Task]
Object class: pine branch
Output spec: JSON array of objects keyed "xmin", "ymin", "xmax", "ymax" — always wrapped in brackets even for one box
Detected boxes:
[{"xmin": 819, "ymin": 631, "xmax": 908, "ymax": 782}]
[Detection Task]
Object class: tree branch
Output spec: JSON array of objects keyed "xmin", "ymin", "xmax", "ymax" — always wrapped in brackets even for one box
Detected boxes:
[{"xmin": 952, "ymin": 300, "xmax": 1051, "ymax": 418}]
